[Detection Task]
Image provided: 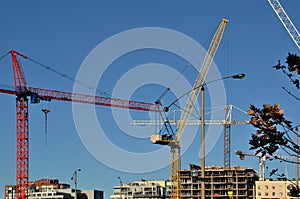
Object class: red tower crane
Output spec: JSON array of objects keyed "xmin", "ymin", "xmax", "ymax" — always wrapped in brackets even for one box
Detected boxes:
[{"xmin": 1, "ymin": 50, "xmax": 160, "ymax": 199}]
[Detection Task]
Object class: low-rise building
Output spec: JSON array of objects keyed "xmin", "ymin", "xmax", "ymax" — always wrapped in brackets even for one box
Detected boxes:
[
  {"xmin": 5, "ymin": 179, "xmax": 103, "ymax": 199},
  {"xmin": 110, "ymin": 180, "xmax": 167, "ymax": 199},
  {"xmin": 255, "ymin": 178, "xmax": 300, "ymax": 199}
]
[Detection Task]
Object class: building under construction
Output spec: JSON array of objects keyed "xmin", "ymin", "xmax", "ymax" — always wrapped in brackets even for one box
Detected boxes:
[{"xmin": 180, "ymin": 164, "xmax": 258, "ymax": 199}]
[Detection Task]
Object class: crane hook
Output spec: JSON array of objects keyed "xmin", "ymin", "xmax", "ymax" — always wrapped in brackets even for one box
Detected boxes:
[{"xmin": 42, "ymin": 108, "xmax": 50, "ymax": 146}]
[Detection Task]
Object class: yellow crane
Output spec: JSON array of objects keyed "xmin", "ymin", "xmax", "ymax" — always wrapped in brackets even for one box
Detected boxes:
[{"xmin": 150, "ymin": 18, "xmax": 229, "ymax": 199}]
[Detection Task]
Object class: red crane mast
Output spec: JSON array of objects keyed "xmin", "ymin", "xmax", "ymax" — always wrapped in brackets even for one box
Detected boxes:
[{"xmin": 2, "ymin": 50, "xmax": 159, "ymax": 199}]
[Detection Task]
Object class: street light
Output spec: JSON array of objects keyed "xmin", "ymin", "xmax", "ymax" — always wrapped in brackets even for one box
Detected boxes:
[
  {"xmin": 71, "ymin": 169, "xmax": 81, "ymax": 199},
  {"xmin": 199, "ymin": 73, "xmax": 245, "ymax": 199},
  {"xmin": 163, "ymin": 73, "xmax": 246, "ymax": 112},
  {"xmin": 156, "ymin": 73, "xmax": 245, "ymax": 199}
]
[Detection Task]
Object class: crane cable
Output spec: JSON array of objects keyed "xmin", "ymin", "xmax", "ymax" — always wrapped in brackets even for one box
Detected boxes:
[
  {"xmin": 154, "ymin": 24, "xmax": 220, "ymax": 123},
  {"xmin": 0, "ymin": 51, "xmax": 111, "ymax": 97},
  {"xmin": 0, "ymin": 52, "xmax": 9, "ymax": 61},
  {"xmin": 26, "ymin": 57, "xmax": 111, "ymax": 97}
]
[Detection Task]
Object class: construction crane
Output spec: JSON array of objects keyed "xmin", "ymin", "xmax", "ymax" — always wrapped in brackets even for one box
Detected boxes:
[
  {"xmin": 235, "ymin": 150, "xmax": 266, "ymax": 179},
  {"xmin": 132, "ymin": 104, "xmax": 249, "ymax": 169},
  {"xmin": 235, "ymin": 150, "xmax": 296, "ymax": 180},
  {"xmin": 0, "ymin": 50, "xmax": 160, "ymax": 199},
  {"xmin": 149, "ymin": 18, "xmax": 229, "ymax": 199},
  {"xmin": 268, "ymin": 0, "xmax": 300, "ymax": 50}
]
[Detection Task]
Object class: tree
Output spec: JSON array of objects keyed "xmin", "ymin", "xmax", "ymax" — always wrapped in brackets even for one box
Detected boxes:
[
  {"xmin": 273, "ymin": 53, "xmax": 300, "ymax": 89},
  {"xmin": 247, "ymin": 104, "xmax": 298, "ymax": 160},
  {"xmin": 247, "ymin": 53, "xmax": 300, "ymax": 163}
]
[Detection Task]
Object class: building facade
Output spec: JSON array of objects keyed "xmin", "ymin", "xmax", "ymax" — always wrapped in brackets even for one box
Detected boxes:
[
  {"xmin": 255, "ymin": 178, "xmax": 300, "ymax": 199},
  {"xmin": 180, "ymin": 164, "xmax": 258, "ymax": 199},
  {"xmin": 5, "ymin": 179, "xmax": 103, "ymax": 199},
  {"xmin": 5, "ymin": 179, "xmax": 70, "ymax": 199},
  {"xmin": 110, "ymin": 180, "xmax": 167, "ymax": 199}
]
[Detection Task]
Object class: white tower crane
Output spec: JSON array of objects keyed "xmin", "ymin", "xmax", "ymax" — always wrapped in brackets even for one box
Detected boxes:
[
  {"xmin": 268, "ymin": 0, "xmax": 300, "ymax": 50},
  {"xmin": 235, "ymin": 150, "xmax": 267, "ymax": 179},
  {"xmin": 132, "ymin": 104, "xmax": 249, "ymax": 169},
  {"xmin": 235, "ymin": 150, "xmax": 296, "ymax": 180}
]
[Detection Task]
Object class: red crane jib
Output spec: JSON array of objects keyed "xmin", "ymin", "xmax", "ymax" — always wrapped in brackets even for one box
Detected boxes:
[
  {"xmin": 29, "ymin": 87, "xmax": 160, "ymax": 112},
  {"xmin": 0, "ymin": 86, "xmax": 160, "ymax": 112},
  {"xmin": 1, "ymin": 50, "xmax": 160, "ymax": 199}
]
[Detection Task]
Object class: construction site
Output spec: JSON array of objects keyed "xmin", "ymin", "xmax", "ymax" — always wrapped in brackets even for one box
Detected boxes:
[{"xmin": 1, "ymin": 1, "xmax": 300, "ymax": 199}]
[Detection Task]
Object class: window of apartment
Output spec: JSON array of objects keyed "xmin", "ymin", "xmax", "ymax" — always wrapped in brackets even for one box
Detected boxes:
[
  {"xmin": 272, "ymin": 185, "xmax": 276, "ymax": 189},
  {"xmin": 258, "ymin": 185, "xmax": 261, "ymax": 190},
  {"xmin": 279, "ymin": 192, "xmax": 283, "ymax": 196},
  {"xmin": 265, "ymin": 192, "xmax": 268, "ymax": 196},
  {"xmin": 265, "ymin": 185, "xmax": 268, "ymax": 190},
  {"xmin": 257, "ymin": 192, "xmax": 261, "ymax": 196},
  {"xmin": 272, "ymin": 192, "xmax": 276, "ymax": 196}
]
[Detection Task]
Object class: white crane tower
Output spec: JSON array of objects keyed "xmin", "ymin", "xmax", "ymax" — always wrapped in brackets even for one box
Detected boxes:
[{"xmin": 235, "ymin": 150, "xmax": 296, "ymax": 180}]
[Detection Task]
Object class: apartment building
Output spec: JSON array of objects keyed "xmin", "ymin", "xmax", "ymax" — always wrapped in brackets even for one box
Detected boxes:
[
  {"xmin": 180, "ymin": 164, "xmax": 258, "ymax": 199},
  {"xmin": 110, "ymin": 180, "xmax": 167, "ymax": 199},
  {"xmin": 255, "ymin": 178, "xmax": 300, "ymax": 199},
  {"xmin": 5, "ymin": 179, "xmax": 103, "ymax": 199},
  {"xmin": 5, "ymin": 179, "xmax": 70, "ymax": 199}
]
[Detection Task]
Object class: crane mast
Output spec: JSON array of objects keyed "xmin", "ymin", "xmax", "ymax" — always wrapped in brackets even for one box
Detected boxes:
[
  {"xmin": 2, "ymin": 50, "xmax": 160, "ymax": 199},
  {"xmin": 11, "ymin": 50, "xmax": 30, "ymax": 199},
  {"xmin": 150, "ymin": 18, "xmax": 229, "ymax": 199},
  {"xmin": 224, "ymin": 105, "xmax": 232, "ymax": 169},
  {"xmin": 268, "ymin": 0, "xmax": 300, "ymax": 50}
]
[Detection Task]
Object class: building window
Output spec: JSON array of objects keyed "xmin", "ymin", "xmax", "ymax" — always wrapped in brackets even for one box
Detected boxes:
[
  {"xmin": 272, "ymin": 185, "xmax": 276, "ymax": 189},
  {"xmin": 265, "ymin": 185, "xmax": 268, "ymax": 190},
  {"xmin": 279, "ymin": 185, "xmax": 283, "ymax": 190},
  {"xmin": 279, "ymin": 192, "xmax": 283, "ymax": 196},
  {"xmin": 272, "ymin": 192, "xmax": 276, "ymax": 196},
  {"xmin": 258, "ymin": 192, "xmax": 261, "ymax": 196},
  {"xmin": 258, "ymin": 185, "xmax": 261, "ymax": 190},
  {"xmin": 265, "ymin": 192, "xmax": 268, "ymax": 196}
]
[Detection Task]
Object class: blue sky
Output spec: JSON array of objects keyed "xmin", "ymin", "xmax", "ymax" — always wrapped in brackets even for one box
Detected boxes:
[{"xmin": 0, "ymin": 1, "xmax": 300, "ymax": 199}]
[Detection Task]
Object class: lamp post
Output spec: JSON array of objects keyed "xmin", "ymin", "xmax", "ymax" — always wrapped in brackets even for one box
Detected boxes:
[
  {"xmin": 157, "ymin": 73, "xmax": 245, "ymax": 199},
  {"xmin": 71, "ymin": 169, "xmax": 81, "ymax": 199},
  {"xmin": 201, "ymin": 86, "xmax": 205, "ymax": 199},
  {"xmin": 199, "ymin": 73, "xmax": 245, "ymax": 199}
]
